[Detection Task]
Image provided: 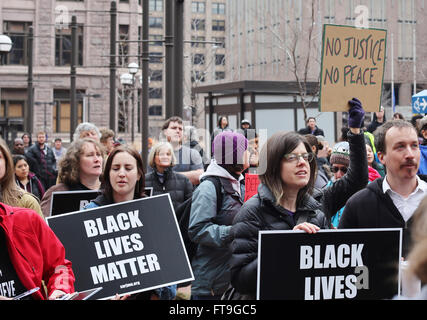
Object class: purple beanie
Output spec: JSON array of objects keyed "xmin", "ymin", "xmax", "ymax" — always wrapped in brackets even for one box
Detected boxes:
[{"xmin": 212, "ymin": 131, "xmax": 248, "ymax": 165}]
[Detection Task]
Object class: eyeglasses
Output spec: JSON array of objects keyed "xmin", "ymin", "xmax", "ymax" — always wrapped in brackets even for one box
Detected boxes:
[
  {"xmin": 283, "ymin": 153, "xmax": 314, "ymax": 163},
  {"xmin": 331, "ymin": 166, "xmax": 348, "ymax": 174}
]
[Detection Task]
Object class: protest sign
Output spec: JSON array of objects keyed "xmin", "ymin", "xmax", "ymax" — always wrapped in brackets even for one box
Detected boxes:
[
  {"xmin": 244, "ymin": 173, "xmax": 260, "ymax": 202},
  {"xmin": 319, "ymin": 24, "xmax": 387, "ymax": 112},
  {"xmin": 257, "ymin": 229, "xmax": 401, "ymax": 300},
  {"xmin": 50, "ymin": 190, "xmax": 99, "ymax": 216},
  {"xmin": 46, "ymin": 194, "xmax": 194, "ymax": 300}
]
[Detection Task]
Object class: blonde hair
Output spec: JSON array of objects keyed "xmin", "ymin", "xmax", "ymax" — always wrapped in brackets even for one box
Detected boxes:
[
  {"xmin": 0, "ymin": 138, "xmax": 25, "ymax": 206},
  {"xmin": 147, "ymin": 142, "xmax": 176, "ymax": 169}
]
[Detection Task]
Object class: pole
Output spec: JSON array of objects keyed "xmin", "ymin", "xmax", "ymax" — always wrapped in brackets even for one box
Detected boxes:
[
  {"xmin": 391, "ymin": 33, "xmax": 395, "ymax": 113},
  {"xmin": 110, "ymin": 1, "xmax": 117, "ymax": 131},
  {"xmin": 174, "ymin": 0, "xmax": 184, "ymax": 118},
  {"xmin": 141, "ymin": 0, "xmax": 149, "ymax": 172},
  {"xmin": 70, "ymin": 15, "xmax": 77, "ymax": 142},
  {"xmin": 27, "ymin": 26, "xmax": 34, "ymax": 135},
  {"xmin": 165, "ymin": 0, "xmax": 174, "ymax": 119}
]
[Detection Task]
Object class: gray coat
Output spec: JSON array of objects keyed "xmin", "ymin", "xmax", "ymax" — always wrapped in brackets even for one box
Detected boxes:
[{"xmin": 188, "ymin": 161, "xmax": 245, "ymax": 296}]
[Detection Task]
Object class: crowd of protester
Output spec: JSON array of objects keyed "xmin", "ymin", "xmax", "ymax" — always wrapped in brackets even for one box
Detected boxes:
[{"xmin": 2, "ymin": 99, "xmax": 427, "ymax": 301}]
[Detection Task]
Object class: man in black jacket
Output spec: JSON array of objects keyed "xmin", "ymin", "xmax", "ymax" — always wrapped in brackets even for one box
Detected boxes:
[
  {"xmin": 25, "ymin": 131, "xmax": 57, "ymax": 190},
  {"xmin": 339, "ymin": 119, "xmax": 427, "ymax": 257},
  {"xmin": 298, "ymin": 117, "xmax": 325, "ymax": 136}
]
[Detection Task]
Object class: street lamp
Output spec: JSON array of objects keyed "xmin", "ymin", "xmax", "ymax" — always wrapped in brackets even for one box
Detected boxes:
[
  {"xmin": 0, "ymin": 34, "xmax": 12, "ymax": 54},
  {"xmin": 120, "ymin": 62, "xmax": 140, "ymax": 143}
]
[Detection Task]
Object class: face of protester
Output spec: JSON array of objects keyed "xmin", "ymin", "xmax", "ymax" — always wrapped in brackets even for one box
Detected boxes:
[
  {"xmin": 37, "ymin": 134, "xmax": 46, "ymax": 145},
  {"xmin": 79, "ymin": 142, "xmax": 103, "ymax": 179},
  {"xmin": 154, "ymin": 146, "xmax": 173, "ymax": 169},
  {"xmin": 376, "ymin": 109, "xmax": 385, "ymax": 121},
  {"xmin": 13, "ymin": 139, "xmax": 25, "ymax": 154},
  {"xmin": 80, "ymin": 130, "xmax": 99, "ymax": 142},
  {"xmin": 308, "ymin": 119, "xmax": 316, "ymax": 130},
  {"xmin": 54, "ymin": 140, "xmax": 62, "ymax": 150},
  {"xmin": 220, "ymin": 117, "xmax": 228, "ymax": 128},
  {"xmin": 0, "ymin": 150, "xmax": 6, "ymax": 181},
  {"xmin": 22, "ymin": 135, "xmax": 30, "ymax": 146},
  {"xmin": 332, "ymin": 163, "xmax": 348, "ymax": 180},
  {"xmin": 366, "ymin": 144, "xmax": 374, "ymax": 166},
  {"xmin": 164, "ymin": 121, "xmax": 183, "ymax": 145},
  {"xmin": 103, "ymin": 137, "xmax": 115, "ymax": 153},
  {"xmin": 280, "ymin": 142, "xmax": 311, "ymax": 191},
  {"xmin": 378, "ymin": 126, "xmax": 420, "ymax": 181},
  {"xmin": 109, "ymin": 151, "xmax": 141, "ymax": 200},
  {"xmin": 15, "ymin": 159, "xmax": 29, "ymax": 181}
]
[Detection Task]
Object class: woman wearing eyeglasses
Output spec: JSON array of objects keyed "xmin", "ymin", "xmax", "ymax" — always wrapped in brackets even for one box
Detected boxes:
[{"xmin": 229, "ymin": 131, "xmax": 329, "ymax": 299}]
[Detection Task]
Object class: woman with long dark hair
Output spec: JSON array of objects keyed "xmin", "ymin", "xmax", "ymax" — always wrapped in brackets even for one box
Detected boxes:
[{"xmin": 229, "ymin": 132, "xmax": 329, "ymax": 299}]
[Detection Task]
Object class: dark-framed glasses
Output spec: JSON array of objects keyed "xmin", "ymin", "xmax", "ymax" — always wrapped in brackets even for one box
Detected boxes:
[{"xmin": 283, "ymin": 152, "xmax": 314, "ymax": 163}]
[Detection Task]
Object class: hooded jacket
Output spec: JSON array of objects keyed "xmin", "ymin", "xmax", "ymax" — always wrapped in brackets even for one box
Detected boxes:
[
  {"xmin": 188, "ymin": 161, "xmax": 245, "ymax": 296},
  {"xmin": 230, "ymin": 183, "xmax": 329, "ymax": 298},
  {"xmin": 338, "ymin": 176, "xmax": 427, "ymax": 258},
  {"xmin": 0, "ymin": 202, "xmax": 75, "ymax": 299}
]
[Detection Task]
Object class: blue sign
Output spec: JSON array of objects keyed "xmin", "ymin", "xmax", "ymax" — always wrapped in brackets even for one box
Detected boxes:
[{"xmin": 412, "ymin": 90, "xmax": 427, "ymax": 114}]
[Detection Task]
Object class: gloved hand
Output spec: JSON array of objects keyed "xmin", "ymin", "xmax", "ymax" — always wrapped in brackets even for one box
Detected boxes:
[{"xmin": 348, "ymin": 97, "xmax": 365, "ymax": 129}]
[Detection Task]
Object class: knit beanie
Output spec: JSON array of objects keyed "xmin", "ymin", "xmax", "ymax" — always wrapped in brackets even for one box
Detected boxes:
[
  {"xmin": 330, "ymin": 141, "xmax": 350, "ymax": 167},
  {"xmin": 212, "ymin": 131, "xmax": 248, "ymax": 165}
]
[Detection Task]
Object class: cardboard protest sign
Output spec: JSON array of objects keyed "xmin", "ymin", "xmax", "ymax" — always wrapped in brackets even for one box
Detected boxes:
[
  {"xmin": 46, "ymin": 194, "xmax": 194, "ymax": 300},
  {"xmin": 50, "ymin": 190, "xmax": 100, "ymax": 216},
  {"xmin": 244, "ymin": 173, "xmax": 260, "ymax": 202},
  {"xmin": 257, "ymin": 229, "xmax": 401, "ymax": 300},
  {"xmin": 319, "ymin": 24, "xmax": 387, "ymax": 112}
]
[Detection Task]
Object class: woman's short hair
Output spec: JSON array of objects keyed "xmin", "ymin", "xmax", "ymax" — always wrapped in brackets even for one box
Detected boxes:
[
  {"xmin": 73, "ymin": 122, "xmax": 101, "ymax": 141},
  {"xmin": 259, "ymin": 131, "xmax": 316, "ymax": 206},
  {"xmin": 58, "ymin": 138, "xmax": 104, "ymax": 185},
  {"xmin": 148, "ymin": 142, "xmax": 176, "ymax": 168},
  {"xmin": 101, "ymin": 145, "xmax": 146, "ymax": 201}
]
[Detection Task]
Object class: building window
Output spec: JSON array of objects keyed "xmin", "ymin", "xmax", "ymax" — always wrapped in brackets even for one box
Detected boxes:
[
  {"xmin": 212, "ymin": 3, "xmax": 225, "ymax": 15},
  {"xmin": 53, "ymin": 90, "xmax": 83, "ymax": 133},
  {"xmin": 193, "ymin": 53, "xmax": 205, "ymax": 65},
  {"xmin": 215, "ymin": 54, "xmax": 225, "ymax": 65},
  {"xmin": 55, "ymin": 25, "xmax": 84, "ymax": 66},
  {"xmin": 192, "ymin": 1, "xmax": 205, "ymax": 13},
  {"xmin": 118, "ymin": 24, "xmax": 129, "ymax": 67},
  {"xmin": 191, "ymin": 71, "xmax": 205, "ymax": 83},
  {"xmin": 215, "ymin": 71, "xmax": 225, "ymax": 80},
  {"xmin": 2, "ymin": 21, "xmax": 32, "ymax": 65},
  {"xmin": 191, "ymin": 19, "xmax": 205, "ymax": 31},
  {"xmin": 150, "ymin": 69, "xmax": 163, "ymax": 81},
  {"xmin": 149, "ymin": 105, "xmax": 162, "ymax": 116},
  {"xmin": 149, "ymin": 88, "xmax": 162, "ymax": 99},
  {"xmin": 398, "ymin": 0, "xmax": 415, "ymax": 61},
  {"xmin": 0, "ymin": 100, "xmax": 24, "ymax": 118},
  {"xmin": 149, "ymin": 34, "xmax": 163, "ymax": 46},
  {"xmin": 212, "ymin": 37, "xmax": 225, "ymax": 48},
  {"xmin": 149, "ymin": 17, "xmax": 163, "ymax": 29},
  {"xmin": 191, "ymin": 36, "xmax": 206, "ymax": 47},
  {"xmin": 149, "ymin": 0, "xmax": 163, "ymax": 11},
  {"xmin": 212, "ymin": 20, "xmax": 225, "ymax": 31},
  {"xmin": 149, "ymin": 52, "xmax": 163, "ymax": 63}
]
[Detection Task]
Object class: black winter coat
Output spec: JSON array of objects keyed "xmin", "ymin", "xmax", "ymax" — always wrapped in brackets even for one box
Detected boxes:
[
  {"xmin": 25, "ymin": 143, "xmax": 57, "ymax": 189},
  {"xmin": 230, "ymin": 183, "xmax": 329, "ymax": 298},
  {"xmin": 338, "ymin": 176, "xmax": 427, "ymax": 258},
  {"xmin": 145, "ymin": 168, "xmax": 193, "ymax": 210}
]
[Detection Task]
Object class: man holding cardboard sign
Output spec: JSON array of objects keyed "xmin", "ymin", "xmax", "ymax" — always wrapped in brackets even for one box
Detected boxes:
[{"xmin": 319, "ymin": 24, "xmax": 387, "ymax": 113}]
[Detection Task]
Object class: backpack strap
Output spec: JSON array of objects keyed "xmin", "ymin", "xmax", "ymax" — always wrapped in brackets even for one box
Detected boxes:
[{"xmin": 204, "ymin": 176, "xmax": 223, "ymax": 214}]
